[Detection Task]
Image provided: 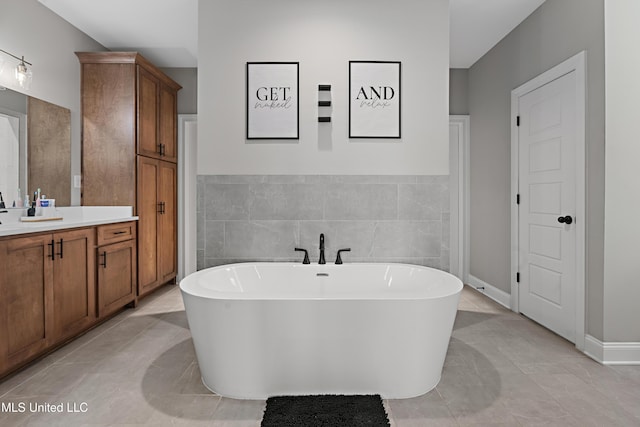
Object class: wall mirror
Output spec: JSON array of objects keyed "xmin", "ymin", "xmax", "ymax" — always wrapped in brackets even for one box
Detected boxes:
[{"xmin": 0, "ymin": 86, "xmax": 71, "ymax": 207}]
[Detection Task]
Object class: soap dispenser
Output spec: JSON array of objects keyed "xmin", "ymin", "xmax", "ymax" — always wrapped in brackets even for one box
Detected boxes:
[{"xmin": 27, "ymin": 192, "xmax": 37, "ymax": 217}]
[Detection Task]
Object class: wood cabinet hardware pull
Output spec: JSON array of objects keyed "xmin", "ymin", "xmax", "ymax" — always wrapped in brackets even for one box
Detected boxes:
[
  {"xmin": 48, "ymin": 239, "xmax": 55, "ymax": 260},
  {"xmin": 57, "ymin": 239, "xmax": 64, "ymax": 259},
  {"xmin": 100, "ymin": 251, "xmax": 107, "ymax": 268},
  {"xmin": 113, "ymin": 231, "xmax": 127, "ymax": 235}
]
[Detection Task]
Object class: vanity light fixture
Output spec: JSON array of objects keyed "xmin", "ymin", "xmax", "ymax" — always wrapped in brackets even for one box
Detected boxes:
[{"xmin": 0, "ymin": 49, "xmax": 33, "ymax": 90}]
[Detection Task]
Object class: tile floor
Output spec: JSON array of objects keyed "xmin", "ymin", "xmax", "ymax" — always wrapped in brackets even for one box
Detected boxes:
[{"xmin": 0, "ymin": 284, "xmax": 639, "ymax": 426}]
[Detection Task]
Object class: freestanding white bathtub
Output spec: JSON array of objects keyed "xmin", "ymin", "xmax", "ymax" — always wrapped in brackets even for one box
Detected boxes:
[{"xmin": 180, "ymin": 263, "xmax": 462, "ymax": 400}]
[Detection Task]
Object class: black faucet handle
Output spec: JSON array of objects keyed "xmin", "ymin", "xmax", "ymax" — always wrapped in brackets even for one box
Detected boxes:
[
  {"xmin": 335, "ymin": 248, "xmax": 351, "ymax": 264},
  {"xmin": 294, "ymin": 248, "xmax": 310, "ymax": 264}
]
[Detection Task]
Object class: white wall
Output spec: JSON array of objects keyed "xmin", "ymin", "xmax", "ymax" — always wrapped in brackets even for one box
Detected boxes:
[
  {"xmin": 603, "ymin": 0, "xmax": 640, "ymax": 342},
  {"xmin": 161, "ymin": 68, "xmax": 197, "ymax": 114},
  {"xmin": 198, "ymin": 0, "xmax": 449, "ymax": 176},
  {"xmin": 0, "ymin": 0, "xmax": 105, "ymax": 205}
]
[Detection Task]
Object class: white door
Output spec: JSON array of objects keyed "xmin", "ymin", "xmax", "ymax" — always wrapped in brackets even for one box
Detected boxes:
[{"xmin": 517, "ymin": 71, "xmax": 577, "ymax": 343}]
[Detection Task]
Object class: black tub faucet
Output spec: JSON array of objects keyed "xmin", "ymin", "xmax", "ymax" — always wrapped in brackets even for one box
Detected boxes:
[
  {"xmin": 294, "ymin": 248, "xmax": 310, "ymax": 264},
  {"xmin": 335, "ymin": 248, "xmax": 351, "ymax": 264},
  {"xmin": 319, "ymin": 233, "xmax": 326, "ymax": 264}
]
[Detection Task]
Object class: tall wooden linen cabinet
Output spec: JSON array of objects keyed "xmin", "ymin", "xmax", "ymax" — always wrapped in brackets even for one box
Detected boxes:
[{"xmin": 77, "ymin": 52, "xmax": 181, "ymax": 298}]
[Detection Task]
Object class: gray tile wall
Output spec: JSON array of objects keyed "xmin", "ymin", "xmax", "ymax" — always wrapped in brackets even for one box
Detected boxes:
[{"xmin": 197, "ymin": 175, "xmax": 450, "ymax": 270}]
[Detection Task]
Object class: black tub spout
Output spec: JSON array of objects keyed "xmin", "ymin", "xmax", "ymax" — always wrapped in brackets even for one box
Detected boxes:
[{"xmin": 319, "ymin": 233, "xmax": 326, "ymax": 265}]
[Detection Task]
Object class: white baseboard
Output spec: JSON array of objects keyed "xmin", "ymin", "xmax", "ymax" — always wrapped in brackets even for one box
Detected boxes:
[
  {"xmin": 465, "ymin": 279, "xmax": 640, "ymax": 365},
  {"xmin": 467, "ymin": 275, "xmax": 511, "ymax": 309},
  {"xmin": 584, "ymin": 335, "xmax": 640, "ymax": 365}
]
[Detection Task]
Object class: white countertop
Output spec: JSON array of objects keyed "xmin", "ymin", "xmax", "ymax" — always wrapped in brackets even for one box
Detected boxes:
[{"xmin": 0, "ymin": 206, "xmax": 138, "ymax": 237}]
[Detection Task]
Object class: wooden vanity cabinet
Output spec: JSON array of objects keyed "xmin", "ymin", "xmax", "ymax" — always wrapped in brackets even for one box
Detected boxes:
[
  {"xmin": 158, "ymin": 83, "xmax": 178, "ymax": 162},
  {"xmin": 137, "ymin": 66, "xmax": 160, "ymax": 159},
  {"xmin": 77, "ymin": 52, "xmax": 180, "ymax": 184},
  {"xmin": 137, "ymin": 157, "xmax": 177, "ymax": 296},
  {"xmin": 96, "ymin": 222, "xmax": 137, "ymax": 318},
  {"xmin": 77, "ymin": 51, "xmax": 181, "ymax": 299},
  {"xmin": 51, "ymin": 228, "xmax": 96, "ymax": 343},
  {"xmin": 137, "ymin": 67, "xmax": 178, "ymax": 163},
  {"xmin": 0, "ymin": 228, "xmax": 95, "ymax": 374},
  {"xmin": 0, "ymin": 234, "xmax": 53, "ymax": 374},
  {"xmin": 158, "ymin": 161, "xmax": 177, "ymax": 283}
]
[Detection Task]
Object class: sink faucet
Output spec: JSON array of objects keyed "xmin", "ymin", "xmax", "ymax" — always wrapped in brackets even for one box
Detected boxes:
[{"xmin": 319, "ymin": 233, "xmax": 326, "ymax": 264}]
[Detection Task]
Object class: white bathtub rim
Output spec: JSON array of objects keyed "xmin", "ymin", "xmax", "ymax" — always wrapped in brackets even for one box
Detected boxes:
[{"xmin": 180, "ymin": 262, "xmax": 463, "ymax": 301}]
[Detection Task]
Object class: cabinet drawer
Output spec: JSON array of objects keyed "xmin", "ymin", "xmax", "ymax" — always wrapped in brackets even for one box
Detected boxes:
[{"xmin": 96, "ymin": 222, "xmax": 136, "ymax": 246}]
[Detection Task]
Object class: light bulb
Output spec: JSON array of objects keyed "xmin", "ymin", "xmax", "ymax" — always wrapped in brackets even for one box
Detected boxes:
[{"xmin": 15, "ymin": 60, "xmax": 32, "ymax": 90}]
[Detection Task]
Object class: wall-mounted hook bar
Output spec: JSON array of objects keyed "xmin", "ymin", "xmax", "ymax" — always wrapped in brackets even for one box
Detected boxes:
[{"xmin": 318, "ymin": 84, "xmax": 332, "ymax": 123}]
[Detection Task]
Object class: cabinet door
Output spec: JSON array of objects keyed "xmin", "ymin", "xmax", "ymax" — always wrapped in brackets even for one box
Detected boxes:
[
  {"xmin": 159, "ymin": 84, "xmax": 177, "ymax": 163},
  {"xmin": 0, "ymin": 235, "xmax": 54, "ymax": 373},
  {"xmin": 137, "ymin": 156, "xmax": 160, "ymax": 294},
  {"xmin": 159, "ymin": 161, "xmax": 177, "ymax": 283},
  {"xmin": 51, "ymin": 228, "xmax": 96, "ymax": 342},
  {"xmin": 97, "ymin": 239, "xmax": 137, "ymax": 318},
  {"xmin": 137, "ymin": 66, "xmax": 160, "ymax": 159}
]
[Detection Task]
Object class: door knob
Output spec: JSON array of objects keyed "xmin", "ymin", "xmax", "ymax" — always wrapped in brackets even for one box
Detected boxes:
[{"xmin": 557, "ymin": 215, "xmax": 573, "ymax": 225}]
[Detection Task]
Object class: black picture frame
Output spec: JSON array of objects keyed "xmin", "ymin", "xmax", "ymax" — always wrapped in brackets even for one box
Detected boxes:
[
  {"xmin": 349, "ymin": 61, "xmax": 401, "ymax": 139},
  {"xmin": 246, "ymin": 62, "xmax": 299, "ymax": 140}
]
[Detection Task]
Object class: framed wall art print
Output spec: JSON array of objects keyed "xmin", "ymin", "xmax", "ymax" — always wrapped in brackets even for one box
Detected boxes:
[
  {"xmin": 349, "ymin": 61, "xmax": 401, "ymax": 139},
  {"xmin": 246, "ymin": 62, "xmax": 299, "ymax": 140}
]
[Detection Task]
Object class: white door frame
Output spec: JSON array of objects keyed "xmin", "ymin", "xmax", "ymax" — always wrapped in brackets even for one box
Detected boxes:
[
  {"xmin": 0, "ymin": 107, "xmax": 27, "ymax": 195},
  {"xmin": 178, "ymin": 114, "xmax": 197, "ymax": 282},
  {"xmin": 510, "ymin": 51, "xmax": 586, "ymax": 350},
  {"xmin": 449, "ymin": 115, "xmax": 470, "ymax": 283}
]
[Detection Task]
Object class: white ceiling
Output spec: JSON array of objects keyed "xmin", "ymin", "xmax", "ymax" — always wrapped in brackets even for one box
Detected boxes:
[
  {"xmin": 450, "ymin": 0, "xmax": 547, "ymax": 68},
  {"xmin": 38, "ymin": 0, "xmax": 198, "ymax": 68},
  {"xmin": 38, "ymin": 0, "xmax": 546, "ymax": 69}
]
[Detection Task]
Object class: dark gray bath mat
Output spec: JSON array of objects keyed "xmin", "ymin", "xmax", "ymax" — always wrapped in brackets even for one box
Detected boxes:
[{"xmin": 261, "ymin": 394, "xmax": 390, "ymax": 427}]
